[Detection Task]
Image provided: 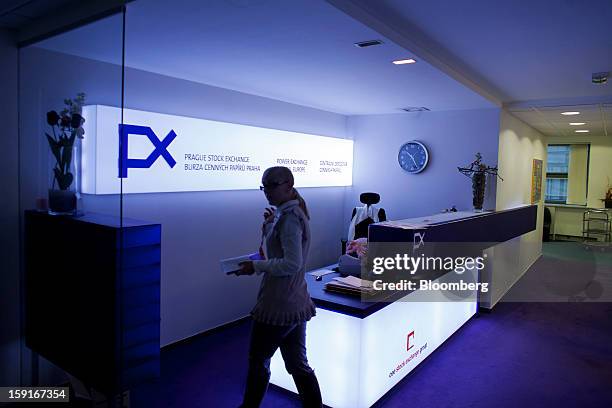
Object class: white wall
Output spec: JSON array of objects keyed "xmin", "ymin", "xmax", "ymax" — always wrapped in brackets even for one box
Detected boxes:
[
  {"xmin": 345, "ymin": 109, "xmax": 501, "ymax": 225},
  {"xmin": 482, "ymin": 109, "xmax": 547, "ymax": 308},
  {"xmin": 19, "ymin": 45, "xmax": 546, "ymax": 352},
  {"xmin": 0, "ymin": 28, "xmax": 20, "ymax": 387},
  {"xmin": 20, "ymin": 47, "xmax": 349, "ymax": 346}
]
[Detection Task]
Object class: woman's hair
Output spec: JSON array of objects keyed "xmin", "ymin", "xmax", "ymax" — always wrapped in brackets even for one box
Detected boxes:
[
  {"xmin": 291, "ymin": 188, "xmax": 310, "ymax": 220},
  {"xmin": 264, "ymin": 166, "xmax": 310, "ymax": 220}
]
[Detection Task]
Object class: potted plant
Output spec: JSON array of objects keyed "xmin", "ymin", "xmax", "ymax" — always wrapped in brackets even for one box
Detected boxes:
[
  {"xmin": 46, "ymin": 93, "xmax": 86, "ymax": 215},
  {"xmin": 605, "ymin": 188, "xmax": 612, "ymax": 209},
  {"xmin": 458, "ymin": 153, "xmax": 503, "ymax": 211}
]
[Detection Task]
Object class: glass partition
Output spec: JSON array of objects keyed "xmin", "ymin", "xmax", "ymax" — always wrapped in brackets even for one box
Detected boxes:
[{"xmin": 18, "ymin": 10, "xmax": 126, "ymax": 395}]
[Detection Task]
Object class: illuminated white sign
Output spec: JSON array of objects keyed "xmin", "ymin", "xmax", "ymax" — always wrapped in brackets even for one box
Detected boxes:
[
  {"xmin": 81, "ymin": 105, "xmax": 353, "ymax": 194},
  {"xmin": 270, "ymin": 271, "xmax": 477, "ymax": 408}
]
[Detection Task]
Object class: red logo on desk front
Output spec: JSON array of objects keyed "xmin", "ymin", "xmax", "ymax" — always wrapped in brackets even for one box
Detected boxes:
[
  {"xmin": 390, "ymin": 330, "xmax": 428, "ymax": 378},
  {"xmin": 407, "ymin": 331, "xmax": 415, "ymax": 351}
]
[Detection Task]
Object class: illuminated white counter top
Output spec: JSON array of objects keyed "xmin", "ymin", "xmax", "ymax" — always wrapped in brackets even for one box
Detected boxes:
[{"xmin": 270, "ymin": 266, "xmax": 477, "ymax": 408}]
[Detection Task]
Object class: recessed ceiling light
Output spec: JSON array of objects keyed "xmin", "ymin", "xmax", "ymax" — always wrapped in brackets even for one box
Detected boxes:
[
  {"xmin": 400, "ymin": 107, "xmax": 430, "ymax": 112},
  {"xmin": 561, "ymin": 111, "xmax": 580, "ymax": 115},
  {"xmin": 354, "ymin": 39, "xmax": 383, "ymax": 48},
  {"xmin": 575, "ymin": 130, "xmax": 589, "ymax": 133},
  {"xmin": 569, "ymin": 122, "xmax": 586, "ymax": 126},
  {"xmin": 393, "ymin": 58, "xmax": 416, "ymax": 65}
]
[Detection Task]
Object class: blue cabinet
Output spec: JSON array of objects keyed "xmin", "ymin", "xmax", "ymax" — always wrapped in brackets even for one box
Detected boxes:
[{"xmin": 24, "ymin": 210, "xmax": 161, "ymax": 393}]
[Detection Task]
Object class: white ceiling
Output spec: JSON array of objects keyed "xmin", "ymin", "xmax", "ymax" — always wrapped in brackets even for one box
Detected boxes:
[
  {"xmin": 335, "ymin": 0, "xmax": 612, "ymax": 105},
  {"xmin": 508, "ymin": 104, "xmax": 611, "ymax": 137},
  {"xmin": 31, "ymin": 0, "xmax": 612, "ymax": 134},
  {"xmin": 32, "ymin": 0, "xmax": 494, "ymax": 115},
  {"xmin": 330, "ymin": 0, "xmax": 612, "ymax": 136}
]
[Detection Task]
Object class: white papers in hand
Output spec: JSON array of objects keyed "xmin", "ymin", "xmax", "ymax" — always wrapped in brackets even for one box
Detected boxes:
[{"xmin": 220, "ymin": 254, "xmax": 252, "ymax": 275}]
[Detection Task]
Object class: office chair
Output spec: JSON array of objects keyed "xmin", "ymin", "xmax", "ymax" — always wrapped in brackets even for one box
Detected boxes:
[{"xmin": 342, "ymin": 192, "xmax": 387, "ymax": 254}]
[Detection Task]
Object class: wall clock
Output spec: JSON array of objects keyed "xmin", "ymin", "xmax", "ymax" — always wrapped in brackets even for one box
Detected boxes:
[{"xmin": 398, "ymin": 141, "xmax": 429, "ymax": 173}]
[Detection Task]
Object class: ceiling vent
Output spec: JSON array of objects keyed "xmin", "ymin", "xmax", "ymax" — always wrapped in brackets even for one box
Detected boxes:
[
  {"xmin": 400, "ymin": 107, "xmax": 430, "ymax": 112},
  {"xmin": 354, "ymin": 39, "xmax": 383, "ymax": 48},
  {"xmin": 592, "ymin": 72, "xmax": 609, "ymax": 85}
]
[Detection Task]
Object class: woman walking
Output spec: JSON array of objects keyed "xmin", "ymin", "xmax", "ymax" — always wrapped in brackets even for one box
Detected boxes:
[{"xmin": 236, "ymin": 166, "xmax": 322, "ymax": 408}]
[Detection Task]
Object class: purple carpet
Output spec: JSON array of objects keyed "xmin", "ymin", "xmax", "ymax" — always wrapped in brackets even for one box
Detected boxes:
[{"xmin": 132, "ymin": 244, "xmax": 612, "ymax": 407}]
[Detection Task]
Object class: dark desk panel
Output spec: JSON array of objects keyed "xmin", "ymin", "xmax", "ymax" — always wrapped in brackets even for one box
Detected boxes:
[{"xmin": 369, "ymin": 205, "xmax": 537, "ymax": 243}]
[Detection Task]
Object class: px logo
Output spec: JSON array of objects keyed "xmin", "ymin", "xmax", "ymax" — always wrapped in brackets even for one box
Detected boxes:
[
  {"xmin": 119, "ymin": 124, "xmax": 177, "ymax": 178},
  {"xmin": 413, "ymin": 232, "xmax": 425, "ymax": 251}
]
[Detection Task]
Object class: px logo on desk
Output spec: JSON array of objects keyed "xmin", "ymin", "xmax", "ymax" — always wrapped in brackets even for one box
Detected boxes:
[
  {"xmin": 119, "ymin": 124, "xmax": 177, "ymax": 178},
  {"xmin": 413, "ymin": 232, "xmax": 425, "ymax": 251}
]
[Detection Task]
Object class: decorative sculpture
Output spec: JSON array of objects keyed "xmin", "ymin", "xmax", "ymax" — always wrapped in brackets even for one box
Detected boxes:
[{"xmin": 458, "ymin": 153, "xmax": 503, "ymax": 211}]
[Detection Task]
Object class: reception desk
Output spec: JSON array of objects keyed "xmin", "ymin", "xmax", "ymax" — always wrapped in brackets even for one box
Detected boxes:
[
  {"xmin": 271, "ymin": 267, "xmax": 477, "ymax": 408},
  {"xmin": 270, "ymin": 205, "xmax": 537, "ymax": 408}
]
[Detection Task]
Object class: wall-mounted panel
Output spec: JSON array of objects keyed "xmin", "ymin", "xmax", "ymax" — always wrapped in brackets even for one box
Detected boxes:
[{"xmin": 82, "ymin": 105, "xmax": 353, "ymax": 194}]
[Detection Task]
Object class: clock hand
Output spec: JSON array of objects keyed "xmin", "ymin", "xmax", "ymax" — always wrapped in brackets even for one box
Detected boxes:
[{"xmin": 407, "ymin": 152, "xmax": 418, "ymax": 167}]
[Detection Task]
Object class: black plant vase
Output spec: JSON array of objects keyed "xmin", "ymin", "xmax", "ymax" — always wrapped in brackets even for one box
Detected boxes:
[
  {"xmin": 47, "ymin": 142, "xmax": 80, "ymax": 216},
  {"xmin": 472, "ymin": 172, "xmax": 486, "ymax": 211},
  {"xmin": 48, "ymin": 189, "xmax": 76, "ymax": 215}
]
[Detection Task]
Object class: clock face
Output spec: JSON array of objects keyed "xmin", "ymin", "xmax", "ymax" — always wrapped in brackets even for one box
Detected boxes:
[{"xmin": 398, "ymin": 141, "xmax": 429, "ymax": 173}]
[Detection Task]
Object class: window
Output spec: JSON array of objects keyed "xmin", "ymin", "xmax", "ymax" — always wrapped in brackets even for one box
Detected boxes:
[
  {"xmin": 545, "ymin": 144, "xmax": 590, "ymax": 205},
  {"xmin": 545, "ymin": 145, "xmax": 569, "ymax": 203}
]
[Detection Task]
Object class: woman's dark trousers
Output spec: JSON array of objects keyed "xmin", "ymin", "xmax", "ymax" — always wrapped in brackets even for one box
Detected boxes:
[{"xmin": 240, "ymin": 321, "xmax": 322, "ymax": 408}]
